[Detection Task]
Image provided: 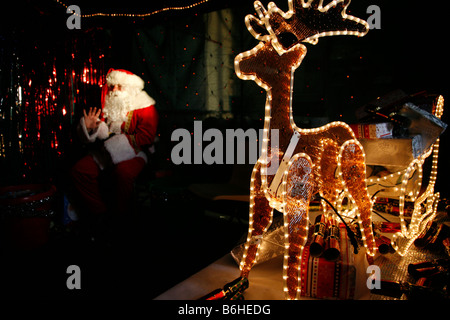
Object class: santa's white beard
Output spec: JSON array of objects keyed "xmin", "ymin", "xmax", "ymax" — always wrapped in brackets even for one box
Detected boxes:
[{"xmin": 103, "ymin": 89, "xmax": 137, "ymax": 124}]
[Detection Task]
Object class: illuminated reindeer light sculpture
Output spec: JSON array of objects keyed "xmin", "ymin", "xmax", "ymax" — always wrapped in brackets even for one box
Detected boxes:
[{"xmin": 234, "ymin": 0, "xmax": 376, "ymax": 300}]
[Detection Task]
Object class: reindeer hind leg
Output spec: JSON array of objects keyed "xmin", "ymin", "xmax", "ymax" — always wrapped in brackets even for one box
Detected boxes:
[{"xmin": 339, "ymin": 140, "xmax": 376, "ymax": 261}]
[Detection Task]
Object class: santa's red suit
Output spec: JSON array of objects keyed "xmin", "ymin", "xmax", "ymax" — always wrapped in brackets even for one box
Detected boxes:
[{"xmin": 71, "ymin": 69, "xmax": 158, "ymax": 216}]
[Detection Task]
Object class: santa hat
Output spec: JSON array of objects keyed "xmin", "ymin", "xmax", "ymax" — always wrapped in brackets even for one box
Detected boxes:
[{"xmin": 106, "ymin": 68, "xmax": 145, "ymax": 89}]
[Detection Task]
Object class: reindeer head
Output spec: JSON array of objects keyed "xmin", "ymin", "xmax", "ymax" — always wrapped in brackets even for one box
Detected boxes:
[{"xmin": 246, "ymin": 0, "xmax": 369, "ymax": 54}]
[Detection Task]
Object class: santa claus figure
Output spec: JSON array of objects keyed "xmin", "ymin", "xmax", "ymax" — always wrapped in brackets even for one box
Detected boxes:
[{"xmin": 71, "ymin": 69, "xmax": 158, "ymax": 218}]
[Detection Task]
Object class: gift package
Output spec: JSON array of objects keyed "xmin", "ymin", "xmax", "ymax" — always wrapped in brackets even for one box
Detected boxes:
[{"xmin": 299, "ymin": 224, "xmax": 356, "ymax": 299}]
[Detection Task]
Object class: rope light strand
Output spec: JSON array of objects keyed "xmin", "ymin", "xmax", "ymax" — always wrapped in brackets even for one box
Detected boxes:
[{"xmin": 55, "ymin": 0, "xmax": 210, "ymax": 18}]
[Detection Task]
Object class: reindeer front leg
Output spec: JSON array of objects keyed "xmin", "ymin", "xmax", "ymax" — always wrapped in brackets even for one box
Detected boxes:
[
  {"xmin": 339, "ymin": 140, "xmax": 377, "ymax": 262},
  {"xmin": 240, "ymin": 161, "xmax": 274, "ymax": 278},
  {"xmin": 281, "ymin": 153, "xmax": 314, "ymax": 300}
]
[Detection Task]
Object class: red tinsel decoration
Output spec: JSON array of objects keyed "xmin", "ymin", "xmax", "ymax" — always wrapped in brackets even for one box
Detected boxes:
[{"xmin": 0, "ymin": 28, "xmax": 110, "ymax": 185}]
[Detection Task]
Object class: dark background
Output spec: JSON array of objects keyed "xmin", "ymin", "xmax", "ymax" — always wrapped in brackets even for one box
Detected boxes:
[{"xmin": 0, "ymin": 0, "xmax": 449, "ymax": 300}]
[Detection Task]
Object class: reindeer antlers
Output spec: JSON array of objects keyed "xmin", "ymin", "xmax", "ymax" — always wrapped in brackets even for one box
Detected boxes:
[
  {"xmin": 246, "ymin": 0, "xmax": 369, "ymax": 53},
  {"xmin": 288, "ymin": 0, "xmax": 369, "ymax": 43},
  {"xmin": 245, "ymin": 1, "xmax": 271, "ymax": 42}
]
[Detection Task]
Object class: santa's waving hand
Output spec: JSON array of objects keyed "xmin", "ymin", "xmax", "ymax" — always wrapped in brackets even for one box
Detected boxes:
[{"xmin": 71, "ymin": 69, "xmax": 158, "ymax": 218}]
